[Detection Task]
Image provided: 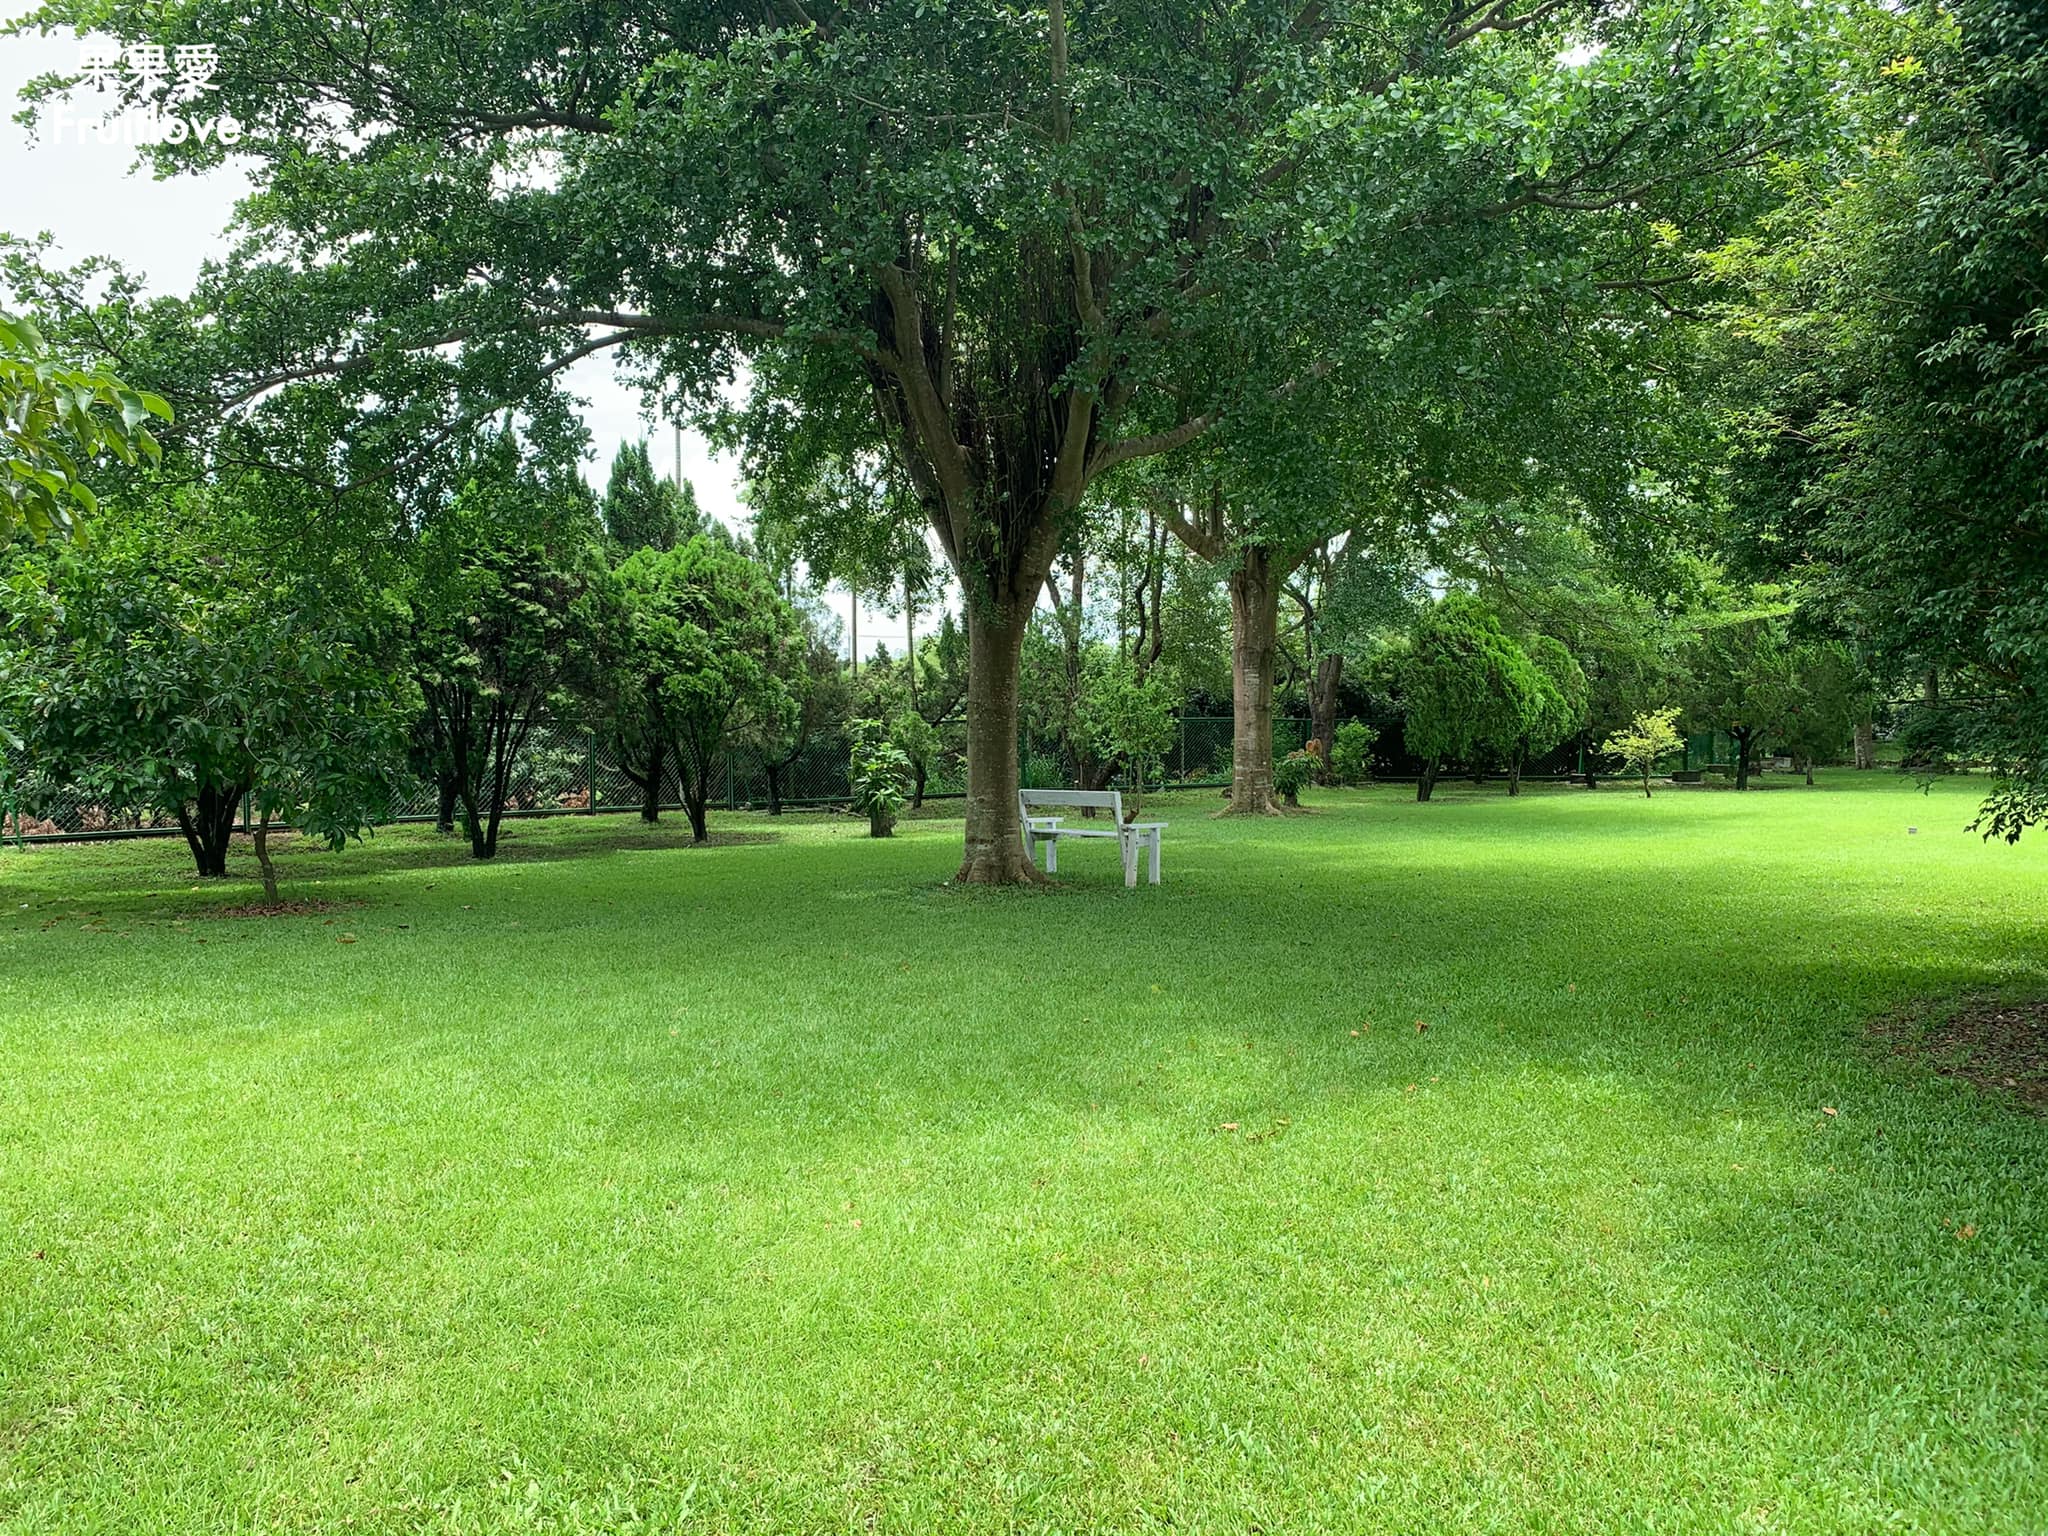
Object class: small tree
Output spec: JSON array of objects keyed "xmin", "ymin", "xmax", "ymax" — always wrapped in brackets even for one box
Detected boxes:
[
  {"xmin": 411, "ymin": 455, "xmax": 605, "ymax": 859},
  {"xmin": 1330, "ymin": 720, "xmax": 1378, "ymax": 786},
  {"xmin": 1602, "ymin": 707, "xmax": 1684, "ymax": 798},
  {"xmin": 847, "ymin": 718, "xmax": 910, "ymax": 837},
  {"xmin": 1401, "ymin": 596, "xmax": 1538, "ymax": 802},
  {"xmin": 622, "ymin": 536, "xmax": 801, "ymax": 842},
  {"xmin": 1079, "ymin": 655, "xmax": 1180, "ymax": 822}
]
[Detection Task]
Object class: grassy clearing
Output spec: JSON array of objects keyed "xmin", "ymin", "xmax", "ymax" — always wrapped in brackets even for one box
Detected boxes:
[{"xmin": 1, "ymin": 774, "xmax": 2044, "ymax": 1533}]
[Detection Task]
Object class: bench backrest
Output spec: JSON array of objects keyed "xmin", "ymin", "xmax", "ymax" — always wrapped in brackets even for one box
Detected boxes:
[{"xmin": 1019, "ymin": 787, "xmax": 1124, "ymax": 821}]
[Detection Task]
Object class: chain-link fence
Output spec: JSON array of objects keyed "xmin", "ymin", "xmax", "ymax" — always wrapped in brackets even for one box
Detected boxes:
[{"xmin": 1, "ymin": 716, "xmax": 1284, "ymax": 845}]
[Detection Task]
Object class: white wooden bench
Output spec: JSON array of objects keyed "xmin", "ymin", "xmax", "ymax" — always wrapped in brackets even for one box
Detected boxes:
[{"xmin": 1018, "ymin": 788, "xmax": 1166, "ymax": 887}]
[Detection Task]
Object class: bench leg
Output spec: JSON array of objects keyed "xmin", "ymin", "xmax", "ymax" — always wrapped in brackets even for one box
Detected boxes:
[
  {"xmin": 1149, "ymin": 833, "xmax": 1161, "ymax": 885},
  {"xmin": 1045, "ymin": 837, "xmax": 1058, "ymax": 875},
  {"xmin": 1122, "ymin": 834, "xmax": 1137, "ymax": 888}
]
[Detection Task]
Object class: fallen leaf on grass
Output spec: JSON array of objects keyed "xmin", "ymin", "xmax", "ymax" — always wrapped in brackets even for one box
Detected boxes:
[
  {"xmin": 1218, "ymin": 1122, "xmax": 1239, "ymax": 1133},
  {"xmin": 336, "ymin": 934, "xmax": 357, "ymax": 944},
  {"xmin": 1822, "ymin": 1106, "xmax": 1838, "ymax": 1117}
]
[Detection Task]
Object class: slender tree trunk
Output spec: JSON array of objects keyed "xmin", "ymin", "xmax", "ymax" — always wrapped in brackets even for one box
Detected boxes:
[
  {"xmin": 1734, "ymin": 729, "xmax": 1754, "ymax": 792},
  {"xmin": 640, "ymin": 736, "xmax": 665, "ymax": 824},
  {"xmin": 1418, "ymin": 757, "xmax": 1438, "ymax": 803},
  {"xmin": 1853, "ymin": 718, "xmax": 1875, "ymax": 770},
  {"xmin": 1801, "ymin": 755, "xmax": 1815, "ymax": 786},
  {"xmin": 684, "ymin": 788, "xmax": 709, "ymax": 843},
  {"xmin": 1640, "ymin": 766, "xmax": 1653, "ymax": 798},
  {"xmin": 254, "ymin": 806, "xmax": 279, "ymax": 904},
  {"xmin": 435, "ymin": 773, "xmax": 458, "ymax": 835},
  {"xmin": 1310, "ymin": 653, "xmax": 1342, "ymax": 780},
  {"xmin": 1224, "ymin": 544, "xmax": 1283, "ymax": 816},
  {"xmin": 1508, "ymin": 747, "xmax": 1525, "ymax": 798},
  {"xmin": 912, "ymin": 761, "xmax": 928, "ymax": 809},
  {"xmin": 765, "ymin": 761, "xmax": 784, "ymax": 816},
  {"xmin": 956, "ymin": 602, "xmax": 1041, "ymax": 884}
]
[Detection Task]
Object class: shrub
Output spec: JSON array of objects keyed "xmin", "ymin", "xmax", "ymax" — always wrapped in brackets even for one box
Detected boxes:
[
  {"xmin": 848, "ymin": 718, "xmax": 911, "ymax": 836},
  {"xmin": 1274, "ymin": 743, "xmax": 1319, "ymax": 806},
  {"xmin": 1331, "ymin": 720, "xmax": 1378, "ymax": 784}
]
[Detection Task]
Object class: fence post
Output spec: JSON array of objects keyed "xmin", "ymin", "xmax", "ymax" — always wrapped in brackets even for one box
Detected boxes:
[{"xmin": 585, "ymin": 733, "xmax": 597, "ymax": 814}]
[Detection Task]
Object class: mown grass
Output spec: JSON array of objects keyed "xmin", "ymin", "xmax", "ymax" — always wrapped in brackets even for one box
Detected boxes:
[{"xmin": 1, "ymin": 774, "xmax": 2043, "ymax": 1534}]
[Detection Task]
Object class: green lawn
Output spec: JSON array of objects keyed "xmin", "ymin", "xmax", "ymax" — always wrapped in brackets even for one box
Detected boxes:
[{"xmin": 2, "ymin": 775, "xmax": 2044, "ymax": 1533}]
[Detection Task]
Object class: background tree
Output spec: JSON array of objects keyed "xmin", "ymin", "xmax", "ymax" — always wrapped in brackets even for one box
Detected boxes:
[
  {"xmin": 625, "ymin": 537, "xmax": 802, "ymax": 843},
  {"xmin": 1079, "ymin": 653, "xmax": 1182, "ymax": 822},
  {"xmin": 602, "ymin": 439, "xmax": 703, "ymax": 555},
  {"xmin": 411, "ymin": 443, "xmax": 605, "ymax": 859},
  {"xmin": 1504, "ymin": 635, "xmax": 1590, "ymax": 796},
  {"xmin": 1680, "ymin": 600, "xmax": 1799, "ymax": 791},
  {"xmin": 8, "ymin": 497, "xmax": 406, "ymax": 880},
  {"xmin": 1400, "ymin": 595, "xmax": 1538, "ymax": 802},
  {"xmin": 1710, "ymin": 0, "xmax": 2047, "ymax": 837}
]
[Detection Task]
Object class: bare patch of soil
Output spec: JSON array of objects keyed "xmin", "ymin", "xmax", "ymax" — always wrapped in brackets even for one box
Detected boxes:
[
  {"xmin": 1872, "ymin": 996, "xmax": 2048, "ymax": 1114},
  {"xmin": 206, "ymin": 899, "xmax": 358, "ymax": 919}
]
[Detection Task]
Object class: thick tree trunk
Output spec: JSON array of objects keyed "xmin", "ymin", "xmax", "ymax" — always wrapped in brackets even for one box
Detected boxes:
[
  {"xmin": 1310, "ymin": 653, "xmax": 1342, "ymax": 780},
  {"xmin": 956, "ymin": 603, "xmax": 1042, "ymax": 884},
  {"xmin": 911, "ymin": 761, "xmax": 928, "ymax": 810},
  {"xmin": 1801, "ymin": 755, "xmax": 1815, "ymax": 786},
  {"xmin": 1734, "ymin": 729, "xmax": 1754, "ymax": 792},
  {"xmin": 1417, "ymin": 757, "xmax": 1438, "ymax": 803},
  {"xmin": 765, "ymin": 761, "xmax": 784, "ymax": 816},
  {"xmin": 176, "ymin": 781, "xmax": 243, "ymax": 876},
  {"xmin": 1224, "ymin": 545, "xmax": 1283, "ymax": 816},
  {"xmin": 1853, "ymin": 718, "xmax": 1876, "ymax": 770},
  {"xmin": 254, "ymin": 806, "xmax": 279, "ymax": 904},
  {"xmin": 1508, "ymin": 748, "xmax": 1525, "ymax": 797},
  {"xmin": 435, "ymin": 774, "xmax": 458, "ymax": 836}
]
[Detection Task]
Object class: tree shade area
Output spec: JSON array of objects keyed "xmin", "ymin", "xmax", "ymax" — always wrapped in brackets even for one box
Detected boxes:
[
  {"xmin": 3, "ymin": 780, "xmax": 2045, "ymax": 1531},
  {"xmin": 2, "ymin": 0, "xmax": 2046, "ymax": 1526}
]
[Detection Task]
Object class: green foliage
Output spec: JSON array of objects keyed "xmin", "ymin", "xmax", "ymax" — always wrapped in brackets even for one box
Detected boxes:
[
  {"xmin": 1079, "ymin": 655, "xmax": 1181, "ymax": 818},
  {"xmin": 5, "ymin": 497, "xmax": 408, "ymax": 875},
  {"xmin": 602, "ymin": 439, "xmax": 703, "ymax": 555},
  {"xmin": 1519, "ymin": 634, "xmax": 1591, "ymax": 765},
  {"xmin": 409, "ymin": 441, "xmax": 610, "ymax": 856},
  {"xmin": 0, "ymin": 309, "xmax": 169, "ymax": 541},
  {"xmin": 611, "ymin": 535, "xmax": 802, "ymax": 839},
  {"xmin": 1602, "ymin": 706, "xmax": 1685, "ymax": 797},
  {"xmin": 1273, "ymin": 745, "xmax": 1319, "ymax": 806},
  {"xmin": 1711, "ymin": 0, "xmax": 2047, "ymax": 834},
  {"xmin": 1331, "ymin": 720, "xmax": 1379, "ymax": 785},
  {"xmin": 846, "ymin": 717, "xmax": 910, "ymax": 836},
  {"xmin": 1400, "ymin": 595, "xmax": 1537, "ymax": 772}
]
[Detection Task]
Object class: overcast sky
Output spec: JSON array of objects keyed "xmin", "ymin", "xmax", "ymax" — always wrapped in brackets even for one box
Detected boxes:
[{"xmin": 0, "ymin": 6, "xmax": 920, "ymax": 654}]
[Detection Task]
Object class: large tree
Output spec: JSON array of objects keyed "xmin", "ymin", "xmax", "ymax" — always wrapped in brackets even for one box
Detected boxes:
[
  {"xmin": 1711, "ymin": 0, "xmax": 2048, "ymax": 839},
  {"xmin": 28, "ymin": 0, "xmax": 1844, "ymax": 878}
]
